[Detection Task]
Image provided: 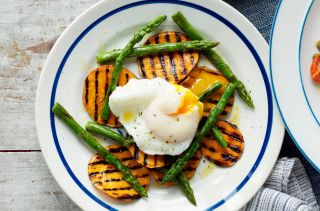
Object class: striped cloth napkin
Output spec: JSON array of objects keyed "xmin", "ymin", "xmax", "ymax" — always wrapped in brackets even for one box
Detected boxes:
[{"xmin": 242, "ymin": 158, "xmax": 319, "ymax": 211}]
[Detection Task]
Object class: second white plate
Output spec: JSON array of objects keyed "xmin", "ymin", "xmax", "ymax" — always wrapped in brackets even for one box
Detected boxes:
[{"xmin": 270, "ymin": 0, "xmax": 320, "ymax": 172}]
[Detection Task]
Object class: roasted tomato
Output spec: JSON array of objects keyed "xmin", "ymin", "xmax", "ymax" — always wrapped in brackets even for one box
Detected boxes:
[{"xmin": 310, "ymin": 54, "xmax": 320, "ymax": 83}]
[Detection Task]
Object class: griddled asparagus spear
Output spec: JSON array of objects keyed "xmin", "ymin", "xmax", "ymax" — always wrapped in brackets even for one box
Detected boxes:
[
  {"xmin": 160, "ymin": 169, "xmax": 197, "ymax": 206},
  {"xmin": 198, "ymin": 81, "xmax": 222, "ymax": 102},
  {"xmin": 85, "ymin": 122, "xmax": 134, "ymax": 148},
  {"xmin": 175, "ymin": 173, "xmax": 197, "ymax": 206},
  {"xmin": 198, "ymin": 83, "xmax": 227, "ymax": 148},
  {"xmin": 101, "ymin": 15, "xmax": 167, "ymax": 120},
  {"xmin": 97, "ymin": 40, "xmax": 218, "ymax": 63},
  {"xmin": 162, "ymin": 83, "xmax": 236, "ymax": 183},
  {"xmin": 172, "ymin": 12, "xmax": 254, "ymax": 108},
  {"xmin": 212, "ymin": 127, "xmax": 228, "ymax": 148},
  {"xmin": 52, "ymin": 103, "xmax": 148, "ymax": 197}
]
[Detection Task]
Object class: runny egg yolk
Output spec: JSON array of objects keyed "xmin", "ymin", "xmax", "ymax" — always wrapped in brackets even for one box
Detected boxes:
[{"xmin": 171, "ymin": 84, "xmax": 203, "ymax": 118}]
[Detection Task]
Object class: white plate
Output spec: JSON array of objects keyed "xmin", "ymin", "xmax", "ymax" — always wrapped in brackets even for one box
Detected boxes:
[
  {"xmin": 36, "ymin": 0, "xmax": 284, "ymax": 210},
  {"xmin": 270, "ymin": 0, "xmax": 320, "ymax": 172}
]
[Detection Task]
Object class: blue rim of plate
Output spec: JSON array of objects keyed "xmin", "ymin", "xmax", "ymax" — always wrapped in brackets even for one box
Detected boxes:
[
  {"xmin": 49, "ymin": 0, "xmax": 273, "ymax": 210},
  {"xmin": 270, "ymin": 0, "xmax": 320, "ymax": 172}
]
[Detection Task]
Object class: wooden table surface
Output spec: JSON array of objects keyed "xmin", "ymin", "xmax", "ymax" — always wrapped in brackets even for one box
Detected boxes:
[{"xmin": 0, "ymin": 1, "xmax": 102, "ymax": 209}]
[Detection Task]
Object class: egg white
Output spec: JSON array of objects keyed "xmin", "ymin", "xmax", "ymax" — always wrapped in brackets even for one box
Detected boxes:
[{"xmin": 109, "ymin": 78, "xmax": 202, "ymax": 155}]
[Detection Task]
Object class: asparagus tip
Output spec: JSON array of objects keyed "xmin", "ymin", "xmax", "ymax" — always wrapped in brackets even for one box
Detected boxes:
[
  {"xmin": 157, "ymin": 15, "xmax": 167, "ymax": 22},
  {"xmin": 160, "ymin": 176, "xmax": 169, "ymax": 184},
  {"xmin": 52, "ymin": 102, "xmax": 73, "ymax": 119},
  {"xmin": 249, "ymin": 103, "xmax": 255, "ymax": 109},
  {"xmin": 141, "ymin": 191, "xmax": 148, "ymax": 198},
  {"xmin": 51, "ymin": 102, "xmax": 60, "ymax": 112},
  {"xmin": 190, "ymin": 198, "xmax": 197, "ymax": 206},
  {"xmin": 174, "ymin": 11, "xmax": 182, "ymax": 16},
  {"xmin": 84, "ymin": 121, "xmax": 93, "ymax": 129}
]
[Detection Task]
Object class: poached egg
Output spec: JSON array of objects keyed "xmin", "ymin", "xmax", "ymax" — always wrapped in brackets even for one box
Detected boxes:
[{"xmin": 109, "ymin": 78, "xmax": 203, "ymax": 155}]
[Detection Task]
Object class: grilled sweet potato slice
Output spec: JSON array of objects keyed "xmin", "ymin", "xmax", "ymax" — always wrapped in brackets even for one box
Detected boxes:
[
  {"xmin": 88, "ymin": 144, "xmax": 150, "ymax": 201},
  {"xmin": 138, "ymin": 31, "xmax": 199, "ymax": 83},
  {"xmin": 83, "ymin": 65, "xmax": 137, "ymax": 127},
  {"xmin": 182, "ymin": 66, "xmax": 234, "ymax": 118},
  {"xmin": 201, "ymin": 120, "xmax": 244, "ymax": 167},
  {"xmin": 151, "ymin": 148, "xmax": 202, "ymax": 186},
  {"xmin": 128, "ymin": 144, "xmax": 174, "ymax": 169}
]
